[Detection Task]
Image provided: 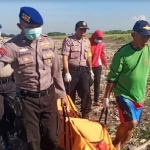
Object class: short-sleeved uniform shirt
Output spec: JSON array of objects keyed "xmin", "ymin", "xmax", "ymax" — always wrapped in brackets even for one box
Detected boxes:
[
  {"xmin": 108, "ymin": 43, "xmax": 150, "ymax": 103},
  {"xmin": 0, "ymin": 33, "xmax": 66, "ymax": 98},
  {"xmin": 61, "ymin": 34, "xmax": 92, "ymax": 66}
]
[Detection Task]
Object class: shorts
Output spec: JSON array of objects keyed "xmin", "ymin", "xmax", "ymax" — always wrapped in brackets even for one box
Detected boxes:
[{"xmin": 116, "ymin": 96, "xmax": 144, "ymax": 125}]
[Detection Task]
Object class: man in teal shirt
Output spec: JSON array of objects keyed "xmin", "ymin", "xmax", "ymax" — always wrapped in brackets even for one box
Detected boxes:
[{"xmin": 103, "ymin": 20, "xmax": 150, "ymax": 150}]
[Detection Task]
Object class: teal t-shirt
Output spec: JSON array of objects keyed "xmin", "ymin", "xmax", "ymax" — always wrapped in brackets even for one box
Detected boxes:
[{"xmin": 108, "ymin": 43, "xmax": 150, "ymax": 103}]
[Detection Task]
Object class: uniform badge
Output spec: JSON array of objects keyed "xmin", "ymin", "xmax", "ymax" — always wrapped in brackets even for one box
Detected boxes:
[
  {"xmin": 22, "ymin": 57, "xmax": 29, "ymax": 62},
  {"xmin": 41, "ymin": 41, "xmax": 50, "ymax": 48},
  {"xmin": 47, "ymin": 59, "xmax": 51, "ymax": 64},
  {"xmin": 46, "ymin": 53, "xmax": 51, "ymax": 58},
  {"xmin": 83, "ymin": 22, "xmax": 86, "ymax": 26},
  {"xmin": 143, "ymin": 25, "xmax": 150, "ymax": 30},
  {"xmin": 22, "ymin": 13, "xmax": 30, "ymax": 22},
  {"xmin": 19, "ymin": 48, "xmax": 28, "ymax": 52},
  {"xmin": 0, "ymin": 48, "xmax": 7, "ymax": 58}
]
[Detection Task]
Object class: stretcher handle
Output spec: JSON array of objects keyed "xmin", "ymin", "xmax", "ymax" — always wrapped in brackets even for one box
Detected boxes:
[
  {"xmin": 62, "ymin": 105, "xmax": 72, "ymax": 150},
  {"xmin": 99, "ymin": 107, "xmax": 108, "ymax": 125}
]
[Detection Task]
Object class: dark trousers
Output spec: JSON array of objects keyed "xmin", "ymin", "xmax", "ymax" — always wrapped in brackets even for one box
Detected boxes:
[
  {"xmin": 64, "ymin": 67, "xmax": 92, "ymax": 113},
  {"xmin": 92, "ymin": 66, "xmax": 102, "ymax": 102},
  {"xmin": 17, "ymin": 86, "xmax": 62, "ymax": 150},
  {"xmin": 0, "ymin": 80, "xmax": 16, "ymax": 140}
]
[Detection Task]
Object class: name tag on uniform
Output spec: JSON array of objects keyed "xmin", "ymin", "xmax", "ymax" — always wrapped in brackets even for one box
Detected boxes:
[{"xmin": 18, "ymin": 48, "xmax": 28, "ymax": 52}]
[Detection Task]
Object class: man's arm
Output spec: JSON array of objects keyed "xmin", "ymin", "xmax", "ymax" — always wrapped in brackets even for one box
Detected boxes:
[
  {"xmin": 100, "ymin": 44, "xmax": 109, "ymax": 69},
  {"xmin": 104, "ymin": 82, "xmax": 115, "ymax": 98},
  {"xmin": 63, "ymin": 55, "xmax": 69, "ymax": 74},
  {"xmin": 51, "ymin": 45, "xmax": 66, "ymax": 99},
  {"xmin": 87, "ymin": 57, "xmax": 92, "ymax": 70},
  {"xmin": 0, "ymin": 45, "xmax": 15, "ymax": 67},
  {"xmin": 61, "ymin": 38, "xmax": 72, "ymax": 82},
  {"xmin": 87, "ymin": 39, "xmax": 92, "ymax": 70},
  {"xmin": 103, "ymin": 49, "xmax": 124, "ymax": 108}
]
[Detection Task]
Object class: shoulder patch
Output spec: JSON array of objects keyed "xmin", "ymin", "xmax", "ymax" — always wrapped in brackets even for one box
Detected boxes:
[{"xmin": 0, "ymin": 48, "xmax": 7, "ymax": 58}]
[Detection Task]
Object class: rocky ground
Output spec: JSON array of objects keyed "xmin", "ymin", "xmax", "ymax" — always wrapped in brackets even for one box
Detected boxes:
[{"xmin": 0, "ymin": 37, "xmax": 150, "ymax": 150}]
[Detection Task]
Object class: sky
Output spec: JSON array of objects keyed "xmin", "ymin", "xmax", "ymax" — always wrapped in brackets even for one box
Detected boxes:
[{"xmin": 1, "ymin": 0, "xmax": 150, "ymax": 35}]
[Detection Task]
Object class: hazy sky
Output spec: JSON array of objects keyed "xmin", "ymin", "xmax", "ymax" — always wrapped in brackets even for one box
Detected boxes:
[{"xmin": 1, "ymin": 0, "xmax": 150, "ymax": 35}]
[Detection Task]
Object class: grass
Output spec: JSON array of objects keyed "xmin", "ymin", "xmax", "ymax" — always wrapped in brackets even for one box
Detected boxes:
[
  {"xmin": 103, "ymin": 33, "xmax": 132, "ymax": 44},
  {"xmin": 50, "ymin": 33, "xmax": 133, "ymax": 45}
]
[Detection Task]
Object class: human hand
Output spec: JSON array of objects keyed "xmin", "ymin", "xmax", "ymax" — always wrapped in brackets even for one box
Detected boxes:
[
  {"xmin": 61, "ymin": 97, "xmax": 68, "ymax": 107},
  {"xmin": 90, "ymin": 70, "xmax": 94, "ymax": 80},
  {"xmin": 103, "ymin": 98, "xmax": 109, "ymax": 109},
  {"xmin": 64, "ymin": 73, "xmax": 72, "ymax": 82}
]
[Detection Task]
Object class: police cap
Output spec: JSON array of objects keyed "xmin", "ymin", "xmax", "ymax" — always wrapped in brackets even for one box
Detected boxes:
[{"xmin": 19, "ymin": 6, "xmax": 43, "ymax": 25}]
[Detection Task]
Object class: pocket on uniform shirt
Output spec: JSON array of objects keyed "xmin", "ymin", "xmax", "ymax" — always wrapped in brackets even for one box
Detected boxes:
[
  {"xmin": 18, "ymin": 55, "xmax": 34, "ymax": 65},
  {"xmin": 70, "ymin": 46, "xmax": 80, "ymax": 59},
  {"xmin": 42, "ymin": 51, "xmax": 54, "ymax": 69},
  {"xmin": 17, "ymin": 55, "xmax": 34, "ymax": 74}
]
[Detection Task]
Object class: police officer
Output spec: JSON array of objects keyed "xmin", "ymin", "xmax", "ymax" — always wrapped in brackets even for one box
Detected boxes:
[
  {"xmin": 0, "ymin": 7, "xmax": 67, "ymax": 150},
  {"xmin": 0, "ymin": 24, "xmax": 16, "ymax": 150},
  {"xmin": 61, "ymin": 21, "xmax": 94, "ymax": 119}
]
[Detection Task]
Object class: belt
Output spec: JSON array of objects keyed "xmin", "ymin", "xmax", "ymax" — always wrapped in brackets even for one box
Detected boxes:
[
  {"xmin": 20, "ymin": 84, "xmax": 54, "ymax": 98},
  {"xmin": 0, "ymin": 76, "xmax": 12, "ymax": 85},
  {"xmin": 69, "ymin": 65, "xmax": 87, "ymax": 71}
]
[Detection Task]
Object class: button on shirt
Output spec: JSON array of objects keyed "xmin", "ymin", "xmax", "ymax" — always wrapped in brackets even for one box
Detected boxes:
[
  {"xmin": 61, "ymin": 34, "xmax": 92, "ymax": 66},
  {"xmin": 0, "ymin": 33, "xmax": 66, "ymax": 98}
]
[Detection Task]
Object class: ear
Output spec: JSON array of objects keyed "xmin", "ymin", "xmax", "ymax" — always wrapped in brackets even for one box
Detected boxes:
[
  {"xmin": 17, "ymin": 23, "xmax": 23, "ymax": 30},
  {"xmin": 131, "ymin": 32, "xmax": 135, "ymax": 38}
]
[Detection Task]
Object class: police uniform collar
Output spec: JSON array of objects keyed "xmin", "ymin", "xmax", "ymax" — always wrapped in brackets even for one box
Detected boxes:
[
  {"xmin": 20, "ymin": 32, "xmax": 32, "ymax": 45},
  {"xmin": 74, "ymin": 34, "xmax": 86, "ymax": 42}
]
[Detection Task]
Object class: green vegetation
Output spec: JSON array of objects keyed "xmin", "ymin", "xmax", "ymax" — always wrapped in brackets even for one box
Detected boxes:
[
  {"xmin": 1, "ymin": 33, "xmax": 16, "ymax": 37},
  {"xmin": 104, "ymin": 30, "xmax": 132, "ymax": 34},
  {"xmin": 88, "ymin": 30, "xmax": 133, "ymax": 44},
  {"xmin": 104, "ymin": 33, "xmax": 132, "ymax": 44},
  {"xmin": 47, "ymin": 32, "xmax": 66, "ymax": 36},
  {"xmin": 50, "ymin": 35, "xmax": 68, "ymax": 40},
  {"xmin": 1, "ymin": 30, "xmax": 133, "ymax": 45},
  {"xmin": 49, "ymin": 33, "xmax": 132, "ymax": 45}
]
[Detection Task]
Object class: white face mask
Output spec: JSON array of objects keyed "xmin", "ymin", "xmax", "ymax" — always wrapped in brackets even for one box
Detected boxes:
[{"xmin": 94, "ymin": 39, "xmax": 102, "ymax": 43}]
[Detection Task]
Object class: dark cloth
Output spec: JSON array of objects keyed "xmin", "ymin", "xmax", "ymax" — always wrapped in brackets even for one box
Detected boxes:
[
  {"xmin": 0, "ymin": 77, "xmax": 16, "ymax": 140},
  {"xmin": 63, "ymin": 66, "xmax": 92, "ymax": 113},
  {"xmin": 92, "ymin": 66, "xmax": 102, "ymax": 102},
  {"xmin": 16, "ymin": 86, "xmax": 62, "ymax": 150}
]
